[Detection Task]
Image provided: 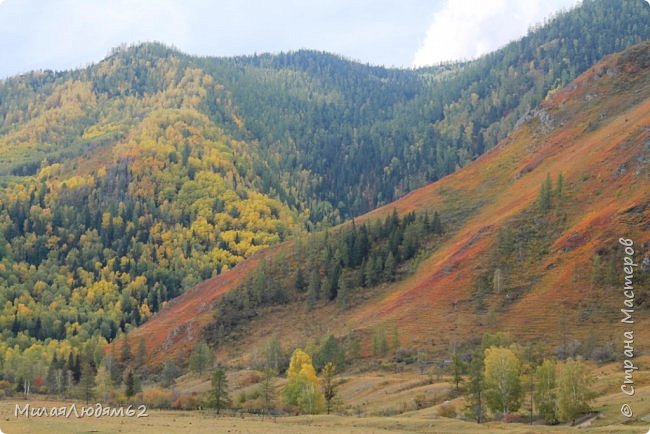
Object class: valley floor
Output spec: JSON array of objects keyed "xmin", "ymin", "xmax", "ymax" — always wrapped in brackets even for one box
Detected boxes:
[
  {"xmin": 1, "ymin": 398, "xmax": 648, "ymax": 434},
  {"xmin": 2, "ymin": 358, "xmax": 648, "ymax": 433}
]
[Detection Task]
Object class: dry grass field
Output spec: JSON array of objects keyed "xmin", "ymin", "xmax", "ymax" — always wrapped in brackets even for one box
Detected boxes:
[
  {"xmin": 1, "ymin": 400, "xmax": 648, "ymax": 434},
  {"xmin": 1, "ymin": 357, "xmax": 648, "ymax": 434}
]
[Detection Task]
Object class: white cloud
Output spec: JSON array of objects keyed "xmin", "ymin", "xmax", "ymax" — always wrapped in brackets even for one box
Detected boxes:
[
  {"xmin": 413, "ymin": 0, "xmax": 579, "ymax": 67},
  {"xmin": 0, "ymin": 0, "xmax": 435, "ymax": 77},
  {"xmin": 0, "ymin": 0, "xmax": 191, "ymax": 77}
]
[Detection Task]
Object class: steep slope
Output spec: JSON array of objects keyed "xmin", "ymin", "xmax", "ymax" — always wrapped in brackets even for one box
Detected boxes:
[
  {"xmin": 132, "ymin": 42, "xmax": 650, "ymax": 366},
  {"xmin": 0, "ymin": 0, "xmax": 648, "ymax": 375},
  {"xmin": 0, "ymin": 79, "xmax": 305, "ymax": 355}
]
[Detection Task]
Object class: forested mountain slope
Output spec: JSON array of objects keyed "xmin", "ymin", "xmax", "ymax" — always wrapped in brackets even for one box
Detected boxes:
[
  {"xmin": 1, "ymin": 0, "xmax": 647, "ymax": 220},
  {"xmin": 130, "ymin": 41, "xmax": 650, "ymax": 368},
  {"xmin": 0, "ymin": 0, "xmax": 647, "ymax": 371}
]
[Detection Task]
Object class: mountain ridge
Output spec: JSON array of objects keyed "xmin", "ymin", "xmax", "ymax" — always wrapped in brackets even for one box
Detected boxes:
[
  {"xmin": 0, "ymin": 0, "xmax": 648, "ymax": 380},
  {"xmin": 124, "ymin": 41, "xmax": 649, "ymax": 368}
]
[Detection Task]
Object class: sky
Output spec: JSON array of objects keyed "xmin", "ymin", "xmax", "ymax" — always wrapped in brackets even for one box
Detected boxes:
[{"xmin": 0, "ymin": 0, "xmax": 580, "ymax": 79}]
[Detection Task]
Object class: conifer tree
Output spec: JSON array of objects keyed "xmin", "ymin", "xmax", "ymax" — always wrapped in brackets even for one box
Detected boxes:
[
  {"xmin": 259, "ymin": 368, "xmax": 276, "ymax": 417},
  {"xmin": 391, "ymin": 324, "xmax": 400, "ymax": 351},
  {"xmin": 79, "ymin": 358, "xmax": 95, "ymax": 403},
  {"xmin": 372, "ymin": 326, "xmax": 388, "ymax": 357},
  {"xmin": 432, "ymin": 211, "xmax": 443, "ymax": 234},
  {"xmin": 189, "ymin": 340, "xmax": 212, "ymax": 374},
  {"xmin": 465, "ymin": 351, "xmax": 486, "ymax": 423},
  {"xmin": 383, "ymin": 251, "xmax": 396, "ymax": 281},
  {"xmin": 307, "ymin": 269, "xmax": 320, "ymax": 309},
  {"xmin": 294, "ymin": 267, "xmax": 306, "ymax": 292},
  {"xmin": 210, "ymin": 368, "xmax": 230, "ymax": 415},
  {"xmin": 46, "ymin": 354, "xmax": 60, "ymax": 394},
  {"xmin": 538, "ymin": 173, "xmax": 553, "ymax": 212},
  {"xmin": 135, "ymin": 338, "xmax": 146, "ymax": 368},
  {"xmin": 336, "ymin": 273, "xmax": 349, "ymax": 309},
  {"xmin": 450, "ymin": 352, "xmax": 466, "ymax": 393},
  {"xmin": 121, "ymin": 333, "xmax": 132, "ymax": 365},
  {"xmin": 321, "ymin": 362, "xmax": 338, "ymax": 415},
  {"xmin": 125, "ymin": 370, "xmax": 136, "ymax": 398},
  {"xmin": 556, "ymin": 172, "xmax": 564, "ymax": 200}
]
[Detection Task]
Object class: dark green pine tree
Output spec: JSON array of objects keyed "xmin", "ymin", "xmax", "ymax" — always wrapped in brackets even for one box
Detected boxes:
[
  {"xmin": 79, "ymin": 358, "xmax": 95, "ymax": 403},
  {"xmin": 538, "ymin": 173, "xmax": 553, "ymax": 212},
  {"xmin": 383, "ymin": 251, "xmax": 396, "ymax": 281},
  {"xmin": 556, "ymin": 172, "xmax": 564, "ymax": 200},
  {"xmin": 307, "ymin": 269, "xmax": 320, "ymax": 309},
  {"xmin": 210, "ymin": 368, "xmax": 230, "ymax": 415},
  {"xmin": 73, "ymin": 354, "xmax": 82, "ymax": 383},
  {"xmin": 125, "ymin": 370, "xmax": 136, "ymax": 398},
  {"xmin": 46, "ymin": 354, "xmax": 59, "ymax": 395},
  {"xmin": 294, "ymin": 267, "xmax": 306, "ymax": 292},
  {"xmin": 431, "ymin": 211, "xmax": 443, "ymax": 235},
  {"xmin": 465, "ymin": 351, "xmax": 486, "ymax": 423}
]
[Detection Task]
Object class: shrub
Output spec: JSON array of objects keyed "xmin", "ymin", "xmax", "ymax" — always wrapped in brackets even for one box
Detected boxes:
[
  {"xmin": 414, "ymin": 394, "xmax": 429, "ymax": 409},
  {"xmin": 437, "ymin": 402, "xmax": 456, "ymax": 418},
  {"xmin": 142, "ymin": 387, "xmax": 173, "ymax": 409},
  {"xmin": 0, "ymin": 380, "xmax": 13, "ymax": 398},
  {"xmin": 238, "ymin": 371, "xmax": 262, "ymax": 388},
  {"xmin": 172, "ymin": 394, "xmax": 206, "ymax": 410}
]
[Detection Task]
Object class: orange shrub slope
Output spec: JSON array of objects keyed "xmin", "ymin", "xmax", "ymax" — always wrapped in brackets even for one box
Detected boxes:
[
  {"xmin": 351, "ymin": 41, "xmax": 650, "ymax": 349},
  {"xmin": 123, "ymin": 245, "xmax": 285, "ymax": 365},
  {"xmin": 129, "ymin": 42, "xmax": 650, "ymax": 364}
]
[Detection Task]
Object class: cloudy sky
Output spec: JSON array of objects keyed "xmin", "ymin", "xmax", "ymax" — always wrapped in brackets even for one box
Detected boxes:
[{"xmin": 0, "ymin": 0, "xmax": 579, "ymax": 79}]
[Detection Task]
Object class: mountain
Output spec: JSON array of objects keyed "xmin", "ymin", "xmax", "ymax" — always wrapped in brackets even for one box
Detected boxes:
[
  {"xmin": 129, "ymin": 41, "xmax": 650, "ymax": 367},
  {"xmin": 0, "ymin": 0, "xmax": 647, "ymax": 375},
  {"xmin": 1, "ymin": 0, "xmax": 648, "ymax": 221}
]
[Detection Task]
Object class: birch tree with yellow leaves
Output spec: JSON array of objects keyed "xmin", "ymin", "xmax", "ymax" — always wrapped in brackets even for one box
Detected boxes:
[{"xmin": 283, "ymin": 348, "xmax": 324, "ymax": 414}]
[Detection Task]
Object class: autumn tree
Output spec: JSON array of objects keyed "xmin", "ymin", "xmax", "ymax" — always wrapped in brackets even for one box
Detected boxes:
[
  {"xmin": 557, "ymin": 359, "xmax": 594, "ymax": 425},
  {"xmin": 283, "ymin": 348, "xmax": 324, "ymax": 414},
  {"xmin": 535, "ymin": 359, "xmax": 557, "ymax": 424},
  {"xmin": 264, "ymin": 334, "xmax": 285, "ymax": 372},
  {"xmin": 95, "ymin": 365, "xmax": 113, "ymax": 402},
  {"xmin": 484, "ymin": 347, "xmax": 523, "ymax": 418}
]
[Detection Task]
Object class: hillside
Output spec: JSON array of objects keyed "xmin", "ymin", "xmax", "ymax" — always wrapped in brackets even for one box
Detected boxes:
[
  {"xmin": 131, "ymin": 41, "xmax": 650, "ymax": 369},
  {"xmin": 1, "ymin": 0, "xmax": 648, "ymax": 221},
  {"xmin": 0, "ymin": 0, "xmax": 648, "ymax": 397}
]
